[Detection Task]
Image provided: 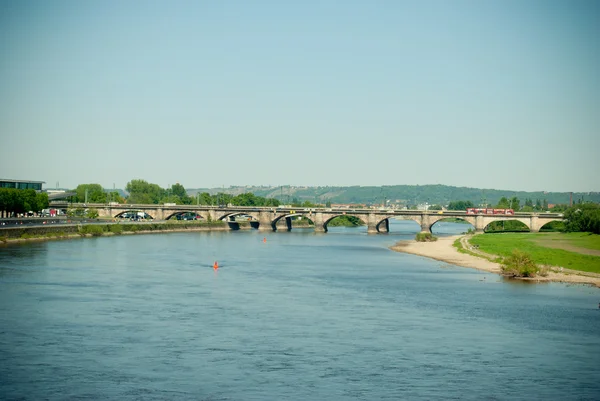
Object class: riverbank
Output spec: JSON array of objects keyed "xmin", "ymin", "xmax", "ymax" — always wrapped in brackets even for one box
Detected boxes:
[
  {"xmin": 0, "ymin": 222, "xmax": 234, "ymax": 245},
  {"xmin": 0, "ymin": 226, "xmax": 231, "ymax": 245},
  {"xmin": 390, "ymin": 235, "xmax": 600, "ymax": 288},
  {"xmin": 0, "ymin": 220, "xmax": 315, "ymax": 245}
]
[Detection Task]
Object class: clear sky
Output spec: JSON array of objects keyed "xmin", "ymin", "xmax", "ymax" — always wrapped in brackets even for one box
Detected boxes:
[{"xmin": 1, "ymin": 0, "xmax": 598, "ymax": 192}]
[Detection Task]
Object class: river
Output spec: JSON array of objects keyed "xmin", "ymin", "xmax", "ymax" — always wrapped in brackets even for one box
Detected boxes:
[{"xmin": 1, "ymin": 221, "xmax": 599, "ymax": 400}]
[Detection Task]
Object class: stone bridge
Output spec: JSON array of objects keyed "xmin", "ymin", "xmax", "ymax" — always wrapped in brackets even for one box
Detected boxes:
[{"xmin": 53, "ymin": 203, "xmax": 564, "ymax": 234}]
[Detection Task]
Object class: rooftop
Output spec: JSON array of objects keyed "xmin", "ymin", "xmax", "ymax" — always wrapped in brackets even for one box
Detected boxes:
[{"xmin": 0, "ymin": 178, "xmax": 46, "ymax": 184}]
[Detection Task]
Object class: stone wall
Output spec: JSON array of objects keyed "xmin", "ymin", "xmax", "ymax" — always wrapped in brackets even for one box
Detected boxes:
[{"xmin": 0, "ymin": 224, "xmax": 80, "ymax": 239}]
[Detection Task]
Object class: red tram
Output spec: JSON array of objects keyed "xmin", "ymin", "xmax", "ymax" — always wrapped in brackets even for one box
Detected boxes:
[{"xmin": 466, "ymin": 208, "xmax": 514, "ymax": 215}]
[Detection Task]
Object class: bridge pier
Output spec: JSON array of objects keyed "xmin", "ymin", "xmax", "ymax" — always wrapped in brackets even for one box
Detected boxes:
[
  {"xmin": 420, "ymin": 215, "xmax": 431, "ymax": 233},
  {"xmin": 366, "ymin": 214, "xmax": 379, "ymax": 234},
  {"xmin": 312, "ymin": 212, "xmax": 326, "ymax": 233},
  {"xmin": 154, "ymin": 208, "xmax": 166, "ymax": 220},
  {"xmin": 475, "ymin": 215, "xmax": 485, "ymax": 232},
  {"xmin": 257, "ymin": 211, "xmax": 276, "ymax": 232}
]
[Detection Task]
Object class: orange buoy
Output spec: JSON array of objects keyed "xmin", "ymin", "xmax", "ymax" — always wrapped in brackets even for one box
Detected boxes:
[
  {"xmin": 213, "ymin": 261, "xmax": 219, "ymax": 270},
  {"xmin": 263, "ymin": 237, "xmax": 267, "ymax": 243}
]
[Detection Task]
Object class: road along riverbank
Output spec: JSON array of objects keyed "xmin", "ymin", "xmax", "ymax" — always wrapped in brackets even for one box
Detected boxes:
[{"xmin": 390, "ymin": 235, "xmax": 600, "ymax": 288}]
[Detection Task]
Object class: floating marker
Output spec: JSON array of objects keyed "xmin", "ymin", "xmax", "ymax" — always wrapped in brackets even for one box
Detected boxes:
[
  {"xmin": 213, "ymin": 261, "xmax": 219, "ymax": 270},
  {"xmin": 263, "ymin": 237, "xmax": 267, "ymax": 243}
]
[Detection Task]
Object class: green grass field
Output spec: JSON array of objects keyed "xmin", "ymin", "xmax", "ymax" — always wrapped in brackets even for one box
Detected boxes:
[
  {"xmin": 535, "ymin": 232, "xmax": 600, "ymax": 251},
  {"xmin": 468, "ymin": 232, "xmax": 600, "ymax": 274}
]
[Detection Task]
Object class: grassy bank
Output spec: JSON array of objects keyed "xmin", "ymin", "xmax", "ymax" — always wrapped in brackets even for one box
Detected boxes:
[{"xmin": 468, "ymin": 232, "xmax": 600, "ymax": 274}]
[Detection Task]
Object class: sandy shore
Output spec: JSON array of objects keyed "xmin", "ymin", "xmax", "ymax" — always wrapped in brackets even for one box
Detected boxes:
[{"xmin": 390, "ymin": 235, "xmax": 600, "ymax": 288}]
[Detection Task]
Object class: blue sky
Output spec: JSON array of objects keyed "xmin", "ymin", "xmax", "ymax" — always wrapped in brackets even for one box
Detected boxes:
[{"xmin": 1, "ymin": 0, "xmax": 598, "ymax": 192}]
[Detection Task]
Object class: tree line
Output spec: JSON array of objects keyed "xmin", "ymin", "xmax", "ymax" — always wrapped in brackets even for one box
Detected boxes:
[
  {"xmin": 563, "ymin": 203, "xmax": 600, "ymax": 234},
  {"xmin": 445, "ymin": 197, "xmax": 557, "ymax": 212},
  {"xmin": 238, "ymin": 184, "xmax": 600, "ymax": 207},
  {"xmin": 64, "ymin": 181, "xmax": 600, "ymax": 234},
  {"xmin": 445, "ymin": 197, "xmax": 600, "ymax": 234},
  {"xmin": 114, "ymin": 180, "xmax": 280, "ymax": 207},
  {"xmin": 70, "ymin": 180, "xmax": 333, "ymax": 208},
  {"xmin": 0, "ymin": 188, "xmax": 49, "ymax": 218}
]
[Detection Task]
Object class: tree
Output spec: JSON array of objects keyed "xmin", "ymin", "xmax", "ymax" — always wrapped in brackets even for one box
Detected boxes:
[
  {"xmin": 232, "ymin": 192, "xmax": 258, "ymax": 206},
  {"xmin": 496, "ymin": 197, "xmax": 510, "ymax": 208},
  {"xmin": 22, "ymin": 189, "xmax": 38, "ymax": 213},
  {"xmin": 447, "ymin": 200, "xmax": 474, "ymax": 210},
  {"xmin": 0, "ymin": 189, "xmax": 19, "ymax": 217},
  {"xmin": 126, "ymin": 179, "xmax": 163, "ymax": 204},
  {"xmin": 535, "ymin": 199, "xmax": 542, "ymax": 211},
  {"xmin": 564, "ymin": 203, "xmax": 600, "ymax": 234},
  {"xmin": 197, "ymin": 192, "xmax": 213, "ymax": 205},
  {"xmin": 169, "ymin": 183, "xmax": 192, "ymax": 204},
  {"xmin": 510, "ymin": 196, "xmax": 520, "ymax": 211},
  {"xmin": 107, "ymin": 191, "xmax": 125, "ymax": 204},
  {"xmin": 264, "ymin": 197, "xmax": 280, "ymax": 207},
  {"xmin": 74, "ymin": 184, "xmax": 107, "ymax": 203},
  {"xmin": 549, "ymin": 204, "xmax": 569, "ymax": 212}
]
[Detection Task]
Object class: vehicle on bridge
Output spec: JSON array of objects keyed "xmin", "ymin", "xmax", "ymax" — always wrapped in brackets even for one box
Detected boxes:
[{"xmin": 466, "ymin": 208, "xmax": 514, "ymax": 215}]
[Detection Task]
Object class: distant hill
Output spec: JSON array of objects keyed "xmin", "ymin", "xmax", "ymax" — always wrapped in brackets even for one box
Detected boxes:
[{"xmin": 187, "ymin": 185, "xmax": 599, "ymax": 208}]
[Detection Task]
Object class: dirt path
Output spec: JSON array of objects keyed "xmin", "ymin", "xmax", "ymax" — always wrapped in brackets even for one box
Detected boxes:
[
  {"xmin": 459, "ymin": 236, "xmax": 497, "ymax": 260},
  {"xmin": 530, "ymin": 238, "xmax": 600, "ymax": 257}
]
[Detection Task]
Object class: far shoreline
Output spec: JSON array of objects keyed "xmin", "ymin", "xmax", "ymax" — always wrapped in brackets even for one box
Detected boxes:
[{"xmin": 389, "ymin": 234, "xmax": 600, "ymax": 288}]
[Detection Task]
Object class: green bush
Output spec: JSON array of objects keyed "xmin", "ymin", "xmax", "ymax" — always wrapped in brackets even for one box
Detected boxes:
[
  {"xmin": 415, "ymin": 232, "xmax": 438, "ymax": 242},
  {"xmin": 501, "ymin": 250, "xmax": 539, "ymax": 277},
  {"xmin": 107, "ymin": 224, "xmax": 123, "ymax": 234},
  {"xmin": 79, "ymin": 225, "xmax": 105, "ymax": 236}
]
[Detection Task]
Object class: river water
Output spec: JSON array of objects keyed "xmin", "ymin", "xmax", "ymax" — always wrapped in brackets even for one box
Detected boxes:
[{"xmin": 1, "ymin": 221, "xmax": 599, "ymax": 400}]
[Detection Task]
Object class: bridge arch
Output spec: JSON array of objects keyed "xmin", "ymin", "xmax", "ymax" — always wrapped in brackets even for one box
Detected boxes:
[
  {"xmin": 322, "ymin": 214, "xmax": 366, "ymax": 232},
  {"xmin": 115, "ymin": 210, "xmax": 154, "ymax": 220},
  {"xmin": 216, "ymin": 211, "xmax": 259, "ymax": 222},
  {"xmin": 164, "ymin": 211, "xmax": 204, "ymax": 221},
  {"xmin": 483, "ymin": 218, "xmax": 528, "ymax": 232},
  {"xmin": 269, "ymin": 212, "xmax": 313, "ymax": 231},
  {"xmin": 538, "ymin": 219, "xmax": 563, "ymax": 231},
  {"xmin": 428, "ymin": 217, "xmax": 474, "ymax": 234},
  {"xmin": 388, "ymin": 215, "xmax": 422, "ymax": 228},
  {"xmin": 480, "ymin": 216, "xmax": 531, "ymax": 232}
]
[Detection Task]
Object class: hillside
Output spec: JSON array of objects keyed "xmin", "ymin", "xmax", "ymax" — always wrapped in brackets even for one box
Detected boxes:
[{"xmin": 186, "ymin": 185, "xmax": 599, "ymax": 208}]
